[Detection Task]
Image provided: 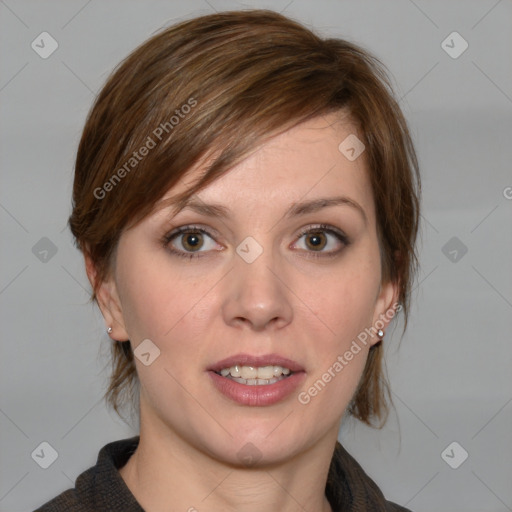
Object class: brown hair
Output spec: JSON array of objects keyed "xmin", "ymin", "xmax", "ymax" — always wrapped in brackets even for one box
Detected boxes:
[{"xmin": 69, "ymin": 9, "xmax": 420, "ymax": 431}]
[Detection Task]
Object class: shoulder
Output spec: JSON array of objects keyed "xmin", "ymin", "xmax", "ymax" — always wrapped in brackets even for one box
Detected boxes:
[
  {"xmin": 33, "ymin": 466, "xmax": 95, "ymax": 512},
  {"xmin": 34, "ymin": 488, "xmax": 85, "ymax": 512},
  {"xmin": 327, "ymin": 441, "xmax": 414, "ymax": 511},
  {"xmin": 33, "ymin": 436, "xmax": 142, "ymax": 512}
]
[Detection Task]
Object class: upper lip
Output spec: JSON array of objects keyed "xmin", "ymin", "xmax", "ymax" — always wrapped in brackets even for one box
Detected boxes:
[{"xmin": 207, "ymin": 353, "xmax": 305, "ymax": 373}]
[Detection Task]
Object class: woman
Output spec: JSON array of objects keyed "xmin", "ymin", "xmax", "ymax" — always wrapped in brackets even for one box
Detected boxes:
[{"xmin": 36, "ymin": 9, "xmax": 420, "ymax": 512}]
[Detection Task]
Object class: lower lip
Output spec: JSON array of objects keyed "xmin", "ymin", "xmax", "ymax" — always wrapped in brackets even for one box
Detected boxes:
[{"xmin": 208, "ymin": 371, "xmax": 306, "ymax": 406}]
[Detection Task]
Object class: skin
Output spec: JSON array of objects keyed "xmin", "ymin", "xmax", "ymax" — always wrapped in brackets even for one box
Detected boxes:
[{"xmin": 86, "ymin": 112, "xmax": 399, "ymax": 512}]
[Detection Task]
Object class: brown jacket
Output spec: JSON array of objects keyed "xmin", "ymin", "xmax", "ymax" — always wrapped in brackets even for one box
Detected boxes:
[{"xmin": 34, "ymin": 436, "xmax": 412, "ymax": 511}]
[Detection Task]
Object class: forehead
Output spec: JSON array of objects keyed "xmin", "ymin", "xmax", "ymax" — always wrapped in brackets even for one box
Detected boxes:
[{"xmin": 157, "ymin": 112, "xmax": 375, "ymax": 224}]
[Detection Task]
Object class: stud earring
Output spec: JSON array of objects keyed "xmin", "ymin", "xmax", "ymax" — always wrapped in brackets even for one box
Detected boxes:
[
  {"xmin": 377, "ymin": 329, "xmax": 384, "ymax": 338},
  {"xmin": 107, "ymin": 327, "xmax": 113, "ymax": 334}
]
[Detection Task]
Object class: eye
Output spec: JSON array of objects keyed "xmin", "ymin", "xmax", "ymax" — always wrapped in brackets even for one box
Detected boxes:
[
  {"xmin": 292, "ymin": 224, "xmax": 349, "ymax": 257},
  {"xmin": 163, "ymin": 223, "xmax": 350, "ymax": 260},
  {"xmin": 163, "ymin": 225, "xmax": 221, "ymax": 259}
]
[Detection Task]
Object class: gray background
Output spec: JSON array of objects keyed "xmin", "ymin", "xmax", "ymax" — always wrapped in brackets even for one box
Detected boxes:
[{"xmin": 1, "ymin": 0, "xmax": 511, "ymax": 511}]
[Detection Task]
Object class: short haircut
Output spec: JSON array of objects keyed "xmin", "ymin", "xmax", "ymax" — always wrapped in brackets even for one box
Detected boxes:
[{"xmin": 69, "ymin": 9, "xmax": 421, "ymax": 427}]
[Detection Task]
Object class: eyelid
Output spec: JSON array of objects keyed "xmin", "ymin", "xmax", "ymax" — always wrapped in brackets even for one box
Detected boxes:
[
  {"xmin": 295, "ymin": 223, "xmax": 349, "ymax": 243},
  {"xmin": 163, "ymin": 223, "xmax": 220, "ymax": 242}
]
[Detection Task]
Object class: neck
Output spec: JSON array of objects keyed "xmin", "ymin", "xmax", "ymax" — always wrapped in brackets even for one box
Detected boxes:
[{"xmin": 119, "ymin": 412, "xmax": 336, "ymax": 512}]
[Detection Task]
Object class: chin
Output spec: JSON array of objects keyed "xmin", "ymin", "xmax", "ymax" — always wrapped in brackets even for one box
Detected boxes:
[{"xmin": 197, "ymin": 425, "xmax": 311, "ymax": 469}]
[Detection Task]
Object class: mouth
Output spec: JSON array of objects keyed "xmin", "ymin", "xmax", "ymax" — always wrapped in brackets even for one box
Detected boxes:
[
  {"xmin": 207, "ymin": 353, "xmax": 306, "ymax": 406},
  {"xmin": 215, "ymin": 364, "xmax": 292, "ymax": 386}
]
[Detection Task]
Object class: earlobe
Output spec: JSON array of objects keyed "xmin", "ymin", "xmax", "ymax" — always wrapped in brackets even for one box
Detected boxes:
[
  {"xmin": 84, "ymin": 253, "xmax": 129, "ymax": 341},
  {"xmin": 370, "ymin": 278, "xmax": 400, "ymax": 346}
]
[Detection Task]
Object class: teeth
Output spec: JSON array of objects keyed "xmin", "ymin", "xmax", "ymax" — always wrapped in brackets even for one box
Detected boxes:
[
  {"xmin": 217, "ymin": 365, "xmax": 293, "ymax": 381},
  {"xmin": 227, "ymin": 376, "xmax": 284, "ymax": 386},
  {"xmin": 240, "ymin": 366, "xmax": 258, "ymax": 379},
  {"xmin": 253, "ymin": 365, "xmax": 273, "ymax": 380},
  {"xmin": 273, "ymin": 366, "xmax": 282, "ymax": 376}
]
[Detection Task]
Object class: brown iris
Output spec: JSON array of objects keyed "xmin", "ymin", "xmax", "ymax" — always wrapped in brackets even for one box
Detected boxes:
[
  {"xmin": 181, "ymin": 231, "xmax": 203, "ymax": 251},
  {"xmin": 305, "ymin": 231, "xmax": 327, "ymax": 251}
]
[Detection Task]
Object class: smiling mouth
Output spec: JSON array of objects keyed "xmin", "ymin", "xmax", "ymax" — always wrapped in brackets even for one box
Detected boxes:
[{"xmin": 215, "ymin": 365, "xmax": 293, "ymax": 386}]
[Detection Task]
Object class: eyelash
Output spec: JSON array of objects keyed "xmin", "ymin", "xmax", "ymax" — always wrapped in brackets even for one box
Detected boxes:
[{"xmin": 162, "ymin": 224, "xmax": 350, "ymax": 260}]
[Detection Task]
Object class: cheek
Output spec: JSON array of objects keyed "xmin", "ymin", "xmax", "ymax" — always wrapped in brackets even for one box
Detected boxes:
[
  {"xmin": 298, "ymin": 257, "xmax": 381, "ymax": 352},
  {"xmin": 115, "ymin": 251, "xmax": 216, "ymax": 414},
  {"xmin": 296, "ymin": 271, "xmax": 378, "ymax": 416},
  {"xmin": 115, "ymin": 248, "xmax": 216, "ymax": 349}
]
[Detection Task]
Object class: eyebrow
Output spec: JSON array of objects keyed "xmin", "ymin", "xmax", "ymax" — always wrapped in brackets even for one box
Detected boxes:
[{"xmin": 174, "ymin": 196, "xmax": 368, "ymax": 226}]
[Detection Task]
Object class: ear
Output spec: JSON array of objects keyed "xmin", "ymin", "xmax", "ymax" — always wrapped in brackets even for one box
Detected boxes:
[
  {"xmin": 84, "ymin": 252, "xmax": 129, "ymax": 341},
  {"xmin": 369, "ymin": 277, "xmax": 400, "ymax": 347}
]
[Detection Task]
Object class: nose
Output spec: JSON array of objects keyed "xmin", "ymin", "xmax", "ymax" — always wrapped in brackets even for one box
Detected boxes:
[{"xmin": 221, "ymin": 245, "xmax": 293, "ymax": 332}]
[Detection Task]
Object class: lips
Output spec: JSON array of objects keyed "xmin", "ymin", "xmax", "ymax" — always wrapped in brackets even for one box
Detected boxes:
[{"xmin": 207, "ymin": 353, "xmax": 306, "ymax": 406}]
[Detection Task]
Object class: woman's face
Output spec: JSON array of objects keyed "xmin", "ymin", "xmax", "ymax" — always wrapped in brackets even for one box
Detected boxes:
[{"xmin": 95, "ymin": 112, "xmax": 398, "ymax": 465}]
